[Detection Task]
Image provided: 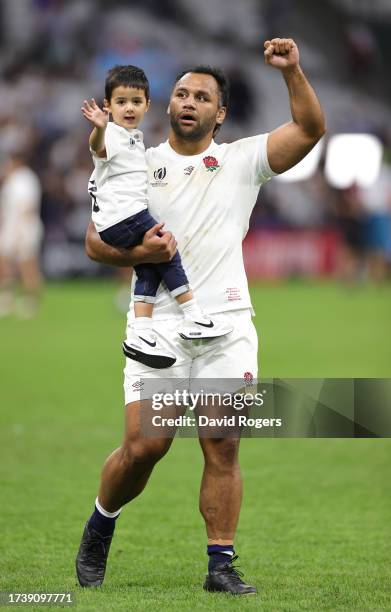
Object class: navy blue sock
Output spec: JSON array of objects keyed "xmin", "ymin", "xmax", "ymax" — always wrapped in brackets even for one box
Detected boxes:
[
  {"xmin": 207, "ymin": 544, "xmax": 235, "ymax": 571},
  {"xmin": 87, "ymin": 504, "xmax": 119, "ymax": 537}
]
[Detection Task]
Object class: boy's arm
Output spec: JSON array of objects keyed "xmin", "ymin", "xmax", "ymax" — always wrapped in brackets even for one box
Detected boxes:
[
  {"xmin": 81, "ymin": 98, "xmax": 109, "ymax": 158},
  {"xmin": 89, "ymin": 127, "xmax": 107, "ymax": 158},
  {"xmin": 85, "ymin": 221, "xmax": 177, "ymax": 267}
]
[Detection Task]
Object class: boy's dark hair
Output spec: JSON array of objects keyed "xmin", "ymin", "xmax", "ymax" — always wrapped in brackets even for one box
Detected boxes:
[
  {"xmin": 173, "ymin": 65, "xmax": 229, "ymax": 135},
  {"xmin": 105, "ymin": 65, "xmax": 150, "ymax": 101}
]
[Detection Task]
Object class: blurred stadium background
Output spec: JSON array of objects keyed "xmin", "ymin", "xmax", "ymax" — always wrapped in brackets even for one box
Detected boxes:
[
  {"xmin": 1, "ymin": 1, "xmax": 390, "ymax": 610},
  {"xmin": 1, "ymin": 0, "xmax": 391, "ymax": 282}
]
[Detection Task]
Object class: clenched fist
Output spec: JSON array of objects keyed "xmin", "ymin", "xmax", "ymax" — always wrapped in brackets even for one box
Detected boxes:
[{"xmin": 264, "ymin": 38, "xmax": 300, "ymax": 72}]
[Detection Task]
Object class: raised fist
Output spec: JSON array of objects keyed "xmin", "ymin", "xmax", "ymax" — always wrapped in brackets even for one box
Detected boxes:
[{"xmin": 264, "ymin": 38, "xmax": 300, "ymax": 72}]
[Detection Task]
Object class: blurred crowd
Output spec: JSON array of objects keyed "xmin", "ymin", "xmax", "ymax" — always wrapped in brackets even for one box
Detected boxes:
[{"xmin": 0, "ymin": 0, "xmax": 390, "ymax": 293}]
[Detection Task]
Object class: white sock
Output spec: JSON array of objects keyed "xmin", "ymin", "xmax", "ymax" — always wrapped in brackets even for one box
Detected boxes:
[
  {"xmin": 95, "ymin": 497, "xmax": 122, "ymax": 518},
  {"xmin": 179, "ymin": 298, "xmax": 205, "ymax": 321},
  {"xmin": 133, "ymin": 316, "xmax": 153, "ymax": 331}
]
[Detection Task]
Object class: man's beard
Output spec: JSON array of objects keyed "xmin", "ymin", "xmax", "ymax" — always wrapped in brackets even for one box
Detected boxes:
[{"xmin": 170, "ymin": 114, "xmax": 216, "ymax": 141}]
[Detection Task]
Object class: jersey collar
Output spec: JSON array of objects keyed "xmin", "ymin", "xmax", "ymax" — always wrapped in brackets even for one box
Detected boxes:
[{"xmin": 165, "ymin": 139, "xmax": 216, "ymax": 159}]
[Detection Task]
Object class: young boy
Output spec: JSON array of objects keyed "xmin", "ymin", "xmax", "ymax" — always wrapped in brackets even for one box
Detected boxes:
[{"xmin": 82, "ymin": 65, "xmax": 232, "ymax": 369}]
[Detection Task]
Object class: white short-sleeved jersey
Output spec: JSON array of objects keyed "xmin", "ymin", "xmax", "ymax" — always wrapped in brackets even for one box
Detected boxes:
[
  {"xmin": 127, "ymin": 133, "xmax": 275, "ymax": 321},
  {"xmin": 89, "ymin": 122, "xmax": 148, "ymax": 232}
]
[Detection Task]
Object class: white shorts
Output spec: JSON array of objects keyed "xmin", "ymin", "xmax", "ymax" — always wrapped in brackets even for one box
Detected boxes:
[{"xmin": 123, "ymin": 309, "xmax": 258, "ymax": 405}]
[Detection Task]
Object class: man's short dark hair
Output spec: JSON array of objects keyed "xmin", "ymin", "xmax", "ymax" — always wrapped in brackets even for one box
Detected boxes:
[
  {"xmin": 173, "ymin": 66, "xmax": 229, "ymax": 136},
  {"xmin": 105, "ymin": 65, "xmax": 150, "ymax": 101},
  {"xmin": 174, "ymin": 65, "xmax": 229, "ymax": 109}
]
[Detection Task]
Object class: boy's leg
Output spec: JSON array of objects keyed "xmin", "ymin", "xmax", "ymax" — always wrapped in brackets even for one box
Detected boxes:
[
  {"xmin": 133, "ymin": 262, "xmax": 161, "ymax": 304},
  {"xmin": 123, "ymin": 262, "xmax": 176, "ymax": 369},
  {"xmin": 155, "ymin": 251, "xmax": 190, "ymax": 300},
  {"xmin": 99, "ymin": 216, "xmax": 175, "ymax": 367},
  {"xmin": 155, "ymin": 254, "xmax": 233, "ymax": 340}
]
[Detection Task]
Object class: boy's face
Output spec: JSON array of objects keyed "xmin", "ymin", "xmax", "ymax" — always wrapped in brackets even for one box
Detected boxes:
[{"xmin": 105, "ymin": 86, "xmax": 150, "ymax": 130}]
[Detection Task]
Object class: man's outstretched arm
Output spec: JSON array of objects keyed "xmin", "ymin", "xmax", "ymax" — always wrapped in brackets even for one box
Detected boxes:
[
  {"xmin": 85, "ymin": 221, "xmax": 177, "ymax": 267},
  {"xmin": 265, "ymin": 38, "xmax": 326, "ymax": 175}
]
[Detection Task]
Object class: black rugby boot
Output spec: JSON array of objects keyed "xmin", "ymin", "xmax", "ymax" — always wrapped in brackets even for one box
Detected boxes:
[
  {"xmin": 76, "ymin": 523, "xmax": 113, "ymax": 587},
  {"xmin": 203, "ymin": 555, "xmax": 257, "ymax": 595}
]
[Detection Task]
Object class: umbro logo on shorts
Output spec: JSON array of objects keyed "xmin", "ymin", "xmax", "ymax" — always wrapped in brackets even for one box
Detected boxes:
[{"xmin": 132, "ymin": 380, "xmax": 144, "ymax": 390}]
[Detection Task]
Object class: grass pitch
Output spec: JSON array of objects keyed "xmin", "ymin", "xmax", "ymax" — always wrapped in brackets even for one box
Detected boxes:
[{"xmin": 0, "ymin": 280, "xmax": 390, "ymax": 611}]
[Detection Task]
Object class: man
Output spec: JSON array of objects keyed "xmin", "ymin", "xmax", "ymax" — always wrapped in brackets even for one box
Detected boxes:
[
  {"xmin": 76, "ymin": 38, "xmax": 325, "ymax": 595},
  {"xmin": 0, "ymin": 152, "xmax": 43, "ymax": 318}
]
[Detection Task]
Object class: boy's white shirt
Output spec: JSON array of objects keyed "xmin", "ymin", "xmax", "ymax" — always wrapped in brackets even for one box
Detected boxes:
[{"xmin": 89, "ymin": 122, "xmax": 148, "ymax": 232}]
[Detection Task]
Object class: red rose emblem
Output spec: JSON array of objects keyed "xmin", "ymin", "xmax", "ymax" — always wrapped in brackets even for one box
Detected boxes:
[
  {"xmin": 243, "ymin": 372, "xmax": 253, "ymax": 383},
  {"xmin": 203, "ymin": 156, "xmax": 220, "ymax": 171}
]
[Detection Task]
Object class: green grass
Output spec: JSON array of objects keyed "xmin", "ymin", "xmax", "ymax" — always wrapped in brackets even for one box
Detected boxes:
[{"xmin": 0, "ymin": 280, "xmax": 390, "ymax": 611}]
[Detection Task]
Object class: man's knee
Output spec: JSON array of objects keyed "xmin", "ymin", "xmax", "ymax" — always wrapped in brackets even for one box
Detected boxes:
[
  {"xmin": 201, "ymin": 438, "xmax": 240, "ymax": 469},
  {"xmin": 121, "ymin": 437, "xmax": 171, "ymax": 470}
]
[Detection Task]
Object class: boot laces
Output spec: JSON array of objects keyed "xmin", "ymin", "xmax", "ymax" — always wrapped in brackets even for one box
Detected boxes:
[
  {"xmin": 221, "ymin": 555, "xmax": 245, "ymax": 583},
  {"xmin": 85, "ymin": 533, "xmax": 109, "ymax": 568}
]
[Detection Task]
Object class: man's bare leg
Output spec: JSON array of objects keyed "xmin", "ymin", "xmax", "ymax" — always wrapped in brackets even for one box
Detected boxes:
[
  {"xmin": 198, "ymin": 436, "xmax": 242, "ymax": 543},
  {"xmin": 197, "ymin": 414, "xmax": 256, "ymax": 594},
  {"xmin": 76, "ymin": 399, "xmax": 183, "ymax": 587},
  {"xmin": 98, "ymin": 400, "xmax": 176, "ymax": 511}
]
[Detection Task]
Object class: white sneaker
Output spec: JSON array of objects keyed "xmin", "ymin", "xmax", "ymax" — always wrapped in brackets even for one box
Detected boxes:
[
  {"xmin": 178, "ymin": 315, "xmax": 233, "ymax": 340},
  {"xmin": 122, "ymin": 328, "xmax": 176, "ymax": 369}
]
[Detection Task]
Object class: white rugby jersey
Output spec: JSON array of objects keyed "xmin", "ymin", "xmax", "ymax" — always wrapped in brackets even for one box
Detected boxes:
[
  {"xmin": 89, "ymin": 122, "xmax": 148, "ymax": 232},
  {"xmin": 127, "ymin": 133, "xmax": 275, "ymax": 320}
]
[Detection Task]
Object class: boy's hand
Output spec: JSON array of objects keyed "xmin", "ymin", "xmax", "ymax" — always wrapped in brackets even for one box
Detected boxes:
[{"xmin": 81, "ymin": 98, "xmax": 109, "ymax": 129}]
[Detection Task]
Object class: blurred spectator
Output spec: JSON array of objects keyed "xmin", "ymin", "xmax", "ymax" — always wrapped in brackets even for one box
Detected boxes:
[
  {"xmin": 0, "ymin": 153, "xmax": 43, "ymax": 317},
  {"xmin": 268, "ymin": 171, "xmax": 330, "ymax": 229},
  {"xmin": 332, "ymin": 183, "xmax": 367, "ymax": 283},
  {"xmin": 226, "ymin": 66, "xmax": 255, "ymax": 125},
  {"xmin": 361, "ymin": 162, "xmax": 391, "ymax": 282},
  {"xmin": 345, "ymin": 21, "xmax": 380, "ymax": 78},
  {"xmin": 0, "ymin": 0, "xmax": 389, "ymax": 281}
]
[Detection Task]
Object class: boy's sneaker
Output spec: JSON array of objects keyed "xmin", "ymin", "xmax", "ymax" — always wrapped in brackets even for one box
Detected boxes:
[
  {"xmin": 122, "ymin": 328, "xmax": 176, "ymax": 369},
  {"xmin": 203, "ymin": 555, "xmax": 257, "ymax": 595},
  {"xmin": 178, "ymin": 314, "xmax": 233, "ymax": 340}
]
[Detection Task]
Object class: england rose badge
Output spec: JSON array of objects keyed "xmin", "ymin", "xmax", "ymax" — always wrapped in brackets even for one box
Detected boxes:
[{"xmin": 203, "ymin": 156, "xmax": 220, "ymax": 172}]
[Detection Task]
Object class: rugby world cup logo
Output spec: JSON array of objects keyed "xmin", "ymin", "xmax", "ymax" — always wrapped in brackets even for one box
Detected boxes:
[{"xmin": 154, "ymin": 167, "xmax": 167, "ymax": 181}]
